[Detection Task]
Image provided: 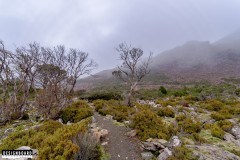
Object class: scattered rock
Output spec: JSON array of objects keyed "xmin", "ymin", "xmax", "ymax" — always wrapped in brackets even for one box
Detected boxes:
[
  {"xmin": 231, "ymin": 125, "xmax": 240, "ymax": 138},
  {"xmin": 187, "ymin": 144, "xmax": 240, "ymax": 160},
  {"xmin": 16, "ymin": 146, "xmax": 38, "ymax": 159},
  {"xmin": 101, "ymin": 141, "xmax": 108, "ymax": 146},
  {"xmin": 105, "ymin": 115, "xmax": 113, "ymax": 120},
  {"xmin": 90, "ymin": 122, "xmax": 97, "ymax": 128},
  {"xmin": 141, "ymin": 142, "xmax": 157, "ymax": 151},
  {"xmin": 141, "ymin": 152, "xmax": 154, "ymax": 160},
  {"xmin": 157, "ymin": 148, "xmax": 172, "ymax": 160},
  {"xmin": 169, "ymin": 136, "xmax": 181, "ymax": 148},
  {"xmin": 224, "ymin": 132, "xmax": 240, "ymax": 146},
  {"xmin": 58, "ymin": 118, "xmax": 63, "ymax": 124},
  {"xmin": 91, "ymin": 127, "xmax": 109, "ymax": 142},
  {"xmin": 126, "ymin": 130, "xmax": 137, "ymax": 137},
  {"xmin": 67, "ymin": 121, "xmax": 72, "ymax": 125}
]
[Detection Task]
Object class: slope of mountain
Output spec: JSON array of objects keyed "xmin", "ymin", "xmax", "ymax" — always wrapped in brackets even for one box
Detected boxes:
[{"xmin": 78, "ymin": 30, "xmax": 240, "ymax": 89}]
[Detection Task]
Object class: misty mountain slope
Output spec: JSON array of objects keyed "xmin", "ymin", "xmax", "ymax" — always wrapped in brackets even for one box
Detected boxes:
[{"xmin": 77, "ymin": 31, "xmax": 240, "ymax": 89}]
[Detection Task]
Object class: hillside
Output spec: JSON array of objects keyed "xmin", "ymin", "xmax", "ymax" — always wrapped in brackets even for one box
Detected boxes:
[{"xmin": 78, "ymin": 30, "xmax": 240, "ymax": 89}]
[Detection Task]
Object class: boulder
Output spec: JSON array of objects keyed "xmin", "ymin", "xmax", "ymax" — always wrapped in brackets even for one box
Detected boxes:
[
  {"xmin": 141, "ymin": 142, "xmax": 157, "ymax": 151},
  {"xmin": 141, "ymin": 152, "xmax": 154, "ymax": 160},
  {"xmin": 157, "ymin": 148, "xmax": 172, "ymax": 160},
  {"xmin": 169, "ymin": 136, "xmax": 181, "ymax": 148},
  {"xmin": 224, "ymin": 132, "xmax": 240, "ymax": 146},
  {"xmin": 231, "ymin": 125, "xmax": 240, "ymax": 138},
  {"xmin": 126, "ymin": 130, "xmax": 137, "ymax": 137},
  {"xmin": 187, "ymin": 144, "xmax": 240, "ymax": 160}
]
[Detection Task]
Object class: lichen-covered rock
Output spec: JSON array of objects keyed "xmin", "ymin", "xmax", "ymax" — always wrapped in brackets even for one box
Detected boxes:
[
  {"xmin": 224, "ymin": 132, "xmax": 240, "ymax": 146},
  {"xmin": 141, "ymin": 152, "xmax": 154, "ymax": 160},
  {"xmin": 231, "ymin": 125, "xmax": 240, "ymax": 138},
  {"xmin": 187, "ymin": 144, "xmax": 240, "ymax": 160},
  {"xmin": 157, "ymin": 148, "xmax": 172, "ymax": 160}
]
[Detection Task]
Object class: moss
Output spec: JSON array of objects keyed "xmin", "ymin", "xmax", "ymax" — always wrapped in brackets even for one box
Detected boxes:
[{"xmin": 157, "ymin": 107, "xmax": 175, "ymax": 118}]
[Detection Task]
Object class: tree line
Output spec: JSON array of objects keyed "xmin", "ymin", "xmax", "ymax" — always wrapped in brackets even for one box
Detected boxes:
[{"xmin": 0, "ymin": 40, "xmax": 152, "ymax": 122}]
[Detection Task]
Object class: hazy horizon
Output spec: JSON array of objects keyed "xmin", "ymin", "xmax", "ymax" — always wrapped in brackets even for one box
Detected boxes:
[{"xmin": 1, "ymin": 0, "xmax": 240, "ymax": 73}]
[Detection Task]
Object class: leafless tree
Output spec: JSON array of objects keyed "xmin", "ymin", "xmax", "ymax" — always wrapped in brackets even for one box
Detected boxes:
[
  {"xmin": 67, "ymin": 49, "xmax": 97, "ymax": 94},
  {"xmin": 112, "ymin": 42, "xmax": 152, "ymax": 106}
]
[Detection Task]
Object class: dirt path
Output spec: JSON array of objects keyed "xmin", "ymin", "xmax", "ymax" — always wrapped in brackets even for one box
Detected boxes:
[{"xmin": 93, "ymin": 112, "xmax": 142, "ymax": 160}]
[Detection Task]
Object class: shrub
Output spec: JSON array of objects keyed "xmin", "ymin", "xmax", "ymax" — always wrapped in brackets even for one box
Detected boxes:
[
  {"xmin": 168, "ymin": 146, "xmax": 194, "ymax": 160},
  {"xmin": 61, "ymin": 101, "xmax": 93, "ymax": 123},
  {"xmin": 202, "ymin": 100, "xmax": 224, "ymax": 111},
  {"xmin": 157, "ymin": 107, "xmax": 175, "ymax": 118},
  {"xmin": 174, "ymin": 90, "xmax": 188, "ymax": 97},
  {"xmin": 192, "ymin": 133, "xmax": 206, "ymax": 144},
  {"xmin": 21, "ymin": 113, "xmax": 29, "ymax": 120},
  {"xmin": 132, "ymin": 109, "xmax": 169, "ymax": 140},
  {"xmin": 159, "ymin": 86, "xmax": 167, "ymax": 95},
  {"xmin": 175, "ymin": 114, "xmax": 186, "ymax": 122},
  {"xmin": 10, "ymin": 112, "xmax": 21, "ymax": 120},
  {"xmin": 93, "ymin": 100, "xmax": 135, "ymax": 122},
  {"xmin": 217, "ymin": 120, "xmax": 233, "ymax": 132},
  {"xmin": 0, "ymin": 119, "xmax": 90, "ymax": 159},
  {"xmin": 210, "ymin": 109, "xmax": 232, "ymax": 121},
  {"xmin": 178, "ymin": 118, "xmax": 201, "ymax": 134},
  {"xmin": 156, "ymin": 99, "xmax": 177, "ymax": 107},
  {"xmin": 210, "ymin": 112, "xmax": 225, "ymax": 121},
  {"xmin": 235, "ymin": 88, "xmax": 240, "ymax": 96},
  {"xmin": 211, "ymin": 124, "xmax": 225, "ymax": 139}
]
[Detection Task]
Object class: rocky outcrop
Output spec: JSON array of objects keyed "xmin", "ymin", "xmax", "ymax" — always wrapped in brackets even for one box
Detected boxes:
[
  {"xmin": 90, "ymin": 127, "xmax": 109, "ymax": 142},
  {"xmin": 157, "ymin": 148, "xmax": 172, "ymax": 160},
  {"xmin": 187, "ymin": 144, "xmax": 240, "ymax": 160},
  {"xmin": 231, "ymin": 125, "xmax": 240, "ymax": 139}
]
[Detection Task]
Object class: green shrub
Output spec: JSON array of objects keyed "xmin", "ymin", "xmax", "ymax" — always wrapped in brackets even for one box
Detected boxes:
[
  {"xmin": 192, "ymin": 133, "xmax": 206, "ymax": 144},
  {"xmin": 211, "ymin": 124, "xmax": 225, "ymax": 139},
  {"xmin": 235, "ymin": 88, "xmax": 240, "ymax": 96},
  {"xmin": 61, "ymin": 101, "xmax": 93, "ymax": 123},
  {"xmin": 157, "ymin": 107, "xmax": 175, "ymax": 118},
  {"xmin": 201, "ymin": 100, "xmax": 224, "ymax": 111},
  {"xmin": 210, "ymin": 109, "xmax": 232, "ymax": 121},
  {"xmin": 132, "ymin": 109, "xmax": 169, "ymax": 140},
  {"xmin": 168, "ymin": 146, "xmax": 194, "ymax": 160},
  {"xmin": 156, "ymin": 99, "xmax": 177, "ymax": 107},
  {"xmin": 210, "ymin": 112, "xmax": 225, "ymax": 121},
  {"xmin": 21, "ymin": 113, "xmax": 29, "ymax": 120},
  {"xmin": 175, "ymin": 114, "xmax": 186, "ymax": 122},
  {"xmin": 93, "ymin": 100, "xmax": 135, "ymax": 122},
  {"xmin": 159, "ymin": 86, "xmax": 167, "ymax": 95},
  {"xmin": 217, "ymin": 120, "xmax": 233, "ymax": 132},
  {"xmin": 178, "ymin": 118, "xmax": 201, "ymax": 134},
  {"xmin": 174, "ymin": 90, "xmax": 188, "ymax": 97},
  {"xmin": 0, "ymin": 119, "xmax": 90, "ymax": 159},
  {"xmin": 10, "ymin": 112, "xmax": 21, "ymax": 120}
]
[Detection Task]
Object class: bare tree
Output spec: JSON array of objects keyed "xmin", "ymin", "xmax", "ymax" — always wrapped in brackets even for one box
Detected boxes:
[
  {"xmin": 67, "ymin": 49, "xmax": 97, "ymax": 94},
  {"xmin": 112, "ymin": 42, "xmax": 152, "ymax": 106}
]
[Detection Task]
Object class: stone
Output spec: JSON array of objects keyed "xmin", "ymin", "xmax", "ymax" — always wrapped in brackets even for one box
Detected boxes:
[
  {"xmin": 141, "ymin": 152, "xmax": 154, "ymax": 160},
  {"xmin": 157, "ymin": 148, "xmax": 172, "ymax": 160},
  {"xmin": 106, "ymin": 115, "xmax": 113, "ymax": 120},
  {"xmin": 126, "ymin": 130, "xmax": 137, "ymax": 137},
  {"xmin": 100, "ymin": 129, "xmax": 109, "ymax": 139},
  {"xmin": 67, "ymin": 121, "xmax": 72, "ymax": 125},
  {"xmin": 101, "ymin": 141, "xmax": 108, "ymax": 146},
  {"xmin": 90, "ymin": 122, "xmax": 97, "ymax": 128},
  {"xmin": 187, "ymin": 144, "xmax": 240, "ymax": 160},
  {"xmin": 169, "ymin": 136, "xmax": 181, "ymax": 147},
  {"xmin": 224, "ymin": 132, "xmax": 240, "ymax": 146},
  {"xmin": 141, "ymin": 142, "xmax": 157, "ymax": 151},
  {"xmin": 231, "ymin": 125, "xmax": 240, "ymax": 138},
  {"xmin": 58, "ymin": 118, "xmax": 63, "ymax": 124}
]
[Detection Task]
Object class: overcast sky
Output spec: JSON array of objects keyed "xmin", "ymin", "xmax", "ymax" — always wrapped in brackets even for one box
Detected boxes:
[{"xmin": 1, "ymin": 0, "xmax": 240, "ymax": 72}]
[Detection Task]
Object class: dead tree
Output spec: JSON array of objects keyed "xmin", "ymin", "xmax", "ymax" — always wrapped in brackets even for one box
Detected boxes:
[
  {"xmin": 67, "ymin": 49, "xmax": 97, "ymax": 94},
  {"xmin": 112, "ymin": 42, "xmax": 152, "ymax": 106}
]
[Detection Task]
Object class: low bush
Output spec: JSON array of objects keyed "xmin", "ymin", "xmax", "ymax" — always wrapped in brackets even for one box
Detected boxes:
[
  {"xmin": 201, "ymin": 100, "xmax": 224, "ymax": 111},
  {"xmin": 175, "ymin": 114, "xmax": 186, "ymax": 122},
  {"xmin": 156, "ymin": 99, "xmax": 177, "ymax": 107},
  {"xmin": 210, "ymin": 124, "xmax": 225, "ymax": 139},
  {"xmin": 157, "ymin": 107, "xmax": 175, "ymax": 118},
  {"xmin": 0, "ymin": 119, "xmax": 91, "ymax": 159},
  {"xmin": 217, "ymin": 120, "xmax": 233, "ymax": 132},
  {"xmin": 132, "ymin": 109, "xmax": 169, "ymax": 140},
  {"xmin": 61, "ymin": 101, "xmax": 93, "ymax": 123},
  {"xmin": 159, "ymin": 86, "xmax": 167, "ymax": 95},
  {"xmin": 93, "ymin": 100, "xmax": 135, "ymax": 122},
  {"xmin": 168, "ymin": 146, "xmax": 194, "ymax": 160},
  {"xmin": 178, "ymin": 118, "xmax": 201, "ymax": 134},
  {"xmin": 192, "ymin": 133, "xmax": 206, "ymax": 144},
  {"xmin": 210, "ymin": 109, "xmax": 232, "ymax": 121}
]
